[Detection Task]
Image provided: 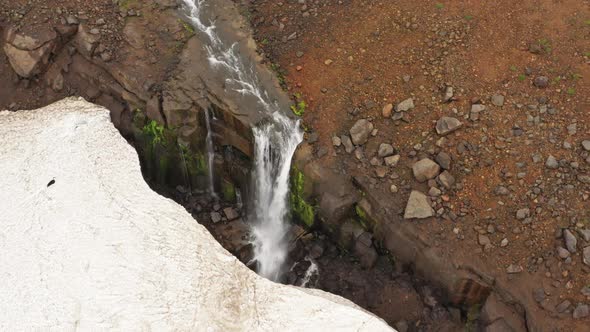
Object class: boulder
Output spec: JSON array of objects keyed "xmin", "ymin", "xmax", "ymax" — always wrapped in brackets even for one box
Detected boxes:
[
  {"xmin": 435, "ymin": 117, "xmax": 462, "ymax": 136},
  {"xmin": 3, "ymin": 27, "xmax": 58, "ymax": 78},
  {"xmin": 412, "ymin": 158, "xmax": 440, "ymax": 182},
  {"xmin": 349, "ymin": 119, "xmax": 374, "ymax": 145},
  {"xmin": 341, "ymin": 134, "xmax": 355, "ymax": 153},
  {"xmin": 437, "ymin": 171, "xmax": 455, "ymax": 189},
  {"xmin": 583, "ymin": 247, "xmax": 590, "ymax": 267},
  {"xmin": 404, "ymin": 191, "xmax": 434, "ymax": 219},
  {"xmin": 0, "ymin": 99, "xmax": 393, "ymax": 331},
  {"xmin": 435, "ymin": 151, "xmax": 452, "ymax": 170}
]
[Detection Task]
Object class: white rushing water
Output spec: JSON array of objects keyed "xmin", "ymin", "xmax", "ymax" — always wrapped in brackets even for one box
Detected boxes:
[{"xmin": 181, "ymin": 0, "xmax": 303, "ymax": 281}]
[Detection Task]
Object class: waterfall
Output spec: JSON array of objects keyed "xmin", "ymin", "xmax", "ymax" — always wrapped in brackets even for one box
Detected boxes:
[{"xmin": 181, "ymin": 0, "xmax": 303, "ymax": 281}]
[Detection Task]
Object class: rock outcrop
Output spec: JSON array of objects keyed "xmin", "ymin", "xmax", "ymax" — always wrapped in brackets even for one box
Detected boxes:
[{"xmin": 0, "ymin": 99, "xmax": 393, "ymax": 331}]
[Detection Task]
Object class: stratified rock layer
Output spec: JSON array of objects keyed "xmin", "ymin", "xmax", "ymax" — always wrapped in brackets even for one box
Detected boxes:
[{"xmin": 0, "ymin": 98, "xmax": 392, "ymax": 332}]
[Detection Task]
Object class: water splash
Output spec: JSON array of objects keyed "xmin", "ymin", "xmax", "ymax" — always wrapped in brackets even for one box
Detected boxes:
[
  {"xmin": 299, "ymin": 258, "xmax": 319, "ymax": 288},
  {"xmin": 181, "ymin": 0, "xmax": 303, "ymax": 281}
]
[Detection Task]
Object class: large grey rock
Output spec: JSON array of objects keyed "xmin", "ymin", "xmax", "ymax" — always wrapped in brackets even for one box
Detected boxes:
[
  {"xmin": 435, "ymin": 117, "xmax": 463, "ymax": 136},
  {"xmin": 0, "ymin": 98, "xmax": 393, "ymax": 331},
  {"xmin": 3, "ymin": 27, "xmax": 58, "ymax": 78},
  {"xmin": 412, "ymin": 158, "xmax": 440, "ymax": 182},
  {"xmin": 396, "ymin": 98, "xmax": 414, "ymax": 112},
  {"xmin": 349, "ymin": 119, "xmax": 374, "ymax": 145},
  {"xmin": 435, "ymin": 151, "xmax": 452, "ymax": 170},
  {"xmin": 341, "ymin": 135, "xmax": 355, "ymax": 153},
  {"xmin": 404, "ymin": 191, "xmax": 434, "ymax": 219},
  {"xmin": 564, "ymin": 229, "xmax": 577, "ymax": 253},
  {"xmin": 378, "ymin": 143, "xmax": 394, "ymax": 157},
  {"xmin": 573, "ymin": 304, "xmax": 589, "ymax": 319},
  {"xmin": 491, "ymin": 94, "xmax": 505, "ymax": 107},
  {"xmin": 545, "ymin": 155, "xmax": 559, "ymax": 169},
  {"xmin": 437, "ymin": 171, "xmax": 455, "ymax": 189}
]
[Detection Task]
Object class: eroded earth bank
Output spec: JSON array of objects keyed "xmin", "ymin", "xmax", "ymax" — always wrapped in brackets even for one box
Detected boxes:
[{"xmin": 1, "ymin": 0, "xmax": 590, "ymax": 331}]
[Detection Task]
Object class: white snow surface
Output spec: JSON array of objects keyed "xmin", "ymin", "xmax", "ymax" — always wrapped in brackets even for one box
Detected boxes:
[{"xmin": 0, "ymin": 98, "xmax": 394, "ymax": 332}]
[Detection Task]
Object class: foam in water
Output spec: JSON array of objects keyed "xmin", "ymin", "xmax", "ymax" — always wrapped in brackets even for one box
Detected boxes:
[{"xmin": 181, "ymin": 0, "xmax": 303, "ymax": 281}]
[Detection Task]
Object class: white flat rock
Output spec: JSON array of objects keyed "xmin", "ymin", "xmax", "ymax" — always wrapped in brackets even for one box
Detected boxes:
[{"xmin": 0, "ymin": 98, "xmax": 393, "ymax": 331}]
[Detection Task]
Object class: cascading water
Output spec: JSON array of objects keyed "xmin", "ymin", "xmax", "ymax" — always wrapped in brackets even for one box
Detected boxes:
[{"xmin": 181, "ymin": 0, "xmax": 303, "ymax": 281}]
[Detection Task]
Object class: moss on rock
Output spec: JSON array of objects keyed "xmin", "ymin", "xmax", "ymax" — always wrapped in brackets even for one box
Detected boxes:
[{"xmin": 290, "ymin": 167, "xmax": 316, "ymax": 228}]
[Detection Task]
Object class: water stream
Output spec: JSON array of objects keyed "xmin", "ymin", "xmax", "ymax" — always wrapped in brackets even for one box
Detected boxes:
[{"xmin": 181, "ymin": 0, "xmax": 303, "ymax": 281}]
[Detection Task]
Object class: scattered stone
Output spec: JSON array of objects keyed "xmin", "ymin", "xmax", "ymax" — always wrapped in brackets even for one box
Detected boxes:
[
  {"xmin": 223, "ymin": 207, "xmax": 239, "ymax": 221},
  {"xmin": 573, "ymin": 304, "xmax": 589, "ymax": 319},
  {"xmin": 341, "ymin": 135, "xmax": 354, "ymax": 153},
  {"xmin": 556, "ymin": 300, "xmax": 571, "ymax": 313},
  {"xmin": 396, "ymin": 98, "xmax": 414, "ymax": 112},
  {"xmin": 382, "ymin": 104, "xmax": 393, "ymax": 118},
  {"xmin": 582, "ymin": 140, "xmax": 590, "ymax": 151},
  {"xmin": 584, "ymin": 247, "xmax": 590, "ymax": 267},
  {"xmin": 210, "ymin": 212, "xmax": 222, "ymax": 223},
  {"xmin": 545, "ymin": 155, "xmax": 559, "ymax": 169},
  {"xmin": 533, "ymin": 288, "xmax": 545, "ymax": 303},
  {"xmin": 478, "ymin": 234, "xmax": 491, "ymax": 246},
  {"xmin": 390, "ymin": 185, "xmax": 399, "ymax": 193},
  {"xmin": 516, "ymin": 208, "xmax": 530, "ymax": 220},
  {"xmin": 470, "ymin": 104, "xmax": 485, "ymax": 121},
  {"xmin": 375, "ymin": 167, "xmax": 387, "ymax": 178},
  {"xmin": 500, "ymin": 238, "xmax": 509, "ymax": 247},
  {"xmin": 567, "ymin": 124, "xmax": 577, "ymax": 135},
  {"xmin": 404, "ymin": 190, "xmax": 434, "ymax": 219},
  {"xmin": 412, "ymin": 158, "xmax": 441, "ymax": 182},
  {"xmin": 349, "ymin": 119, "xmax": 374, "ymax": 145},
  {"xmin": 378, "ymin": 143, "xmax": 394, "ymax": 157},
  {"xmin": 384, "ymin": 154, "xmax": 401, "ymax": 167},
  {"xmin": 563, "ymin": 229, "xmax": 577, "ymax": 253},
  {"xmin": 494, "ymin": 186, "xmax": 510, "ymax": 196},
  {"xmin": 428, "ymin": 187, "xmax": 441, "ymax": 197},
  {"xmin": 435, "ymin": 151, "xmax": 452, "ymax": 170},
  {"xmin": 443, "ymin": 86, "xmax": 454, "ymax": 102},
  {"xmin": 578, "ymin": 175, "xmax": 590, "ymax": 184},
  {"xmin": 435, "ymin": 116, "xmax": 463, "ymax": 136},
  {"xmin": 578, "ymin": 229, "xmax": 590, "ymax": 242},
  {"xmin": 533, "ymin": 76, "xmax": 549, "ymax": 88},
  {"xmin": 332, "ymin": 136, "xmax": 341, "ymax": 147},
  {"xmin": 438, "ymin": 171, "xmax": 455, "ymax": 189},
  {"xmin": 491, "ymin": 94, "xmax": 505, "ymax": 107},
  {"xmin": 557, "ymin": 246, "xmax": 570, "ymax": 259},
  {"xmin": 506, "ymin": 264, "xmax": 523, "ymax": 274}
]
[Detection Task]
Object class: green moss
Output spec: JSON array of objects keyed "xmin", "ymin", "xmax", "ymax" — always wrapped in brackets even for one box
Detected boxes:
[
  {"xmin": 222, "ymin": 179, "xmax": 237, "ymax": 202},
  {"xmin": 178, "ymin": 19, "xmax": 195, "ymax": 36},
  {"xmin": 142, "ymin": 120, "xmax": 165, "ymax": 146},
  {"xmin": 355, "ymin": 205, "xmax": 370, "ymax": 230},
  {"xmin": 119, "ymin": 0, "xmax": 136, "ymax": 10},
  {"xmin": 290, "ymin": 168, "xmax": 316, "ymax": 227}
]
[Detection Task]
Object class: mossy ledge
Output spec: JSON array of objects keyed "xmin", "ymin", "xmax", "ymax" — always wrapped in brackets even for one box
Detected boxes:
[{"xmin": 289, "ymin": 167, "xmax": 316, "ymax": 228}]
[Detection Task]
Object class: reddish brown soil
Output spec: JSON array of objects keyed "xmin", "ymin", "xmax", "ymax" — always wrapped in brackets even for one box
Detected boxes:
[{"xmin": 244, "ymin": 0, "xmax": 590, "ymax": 330}]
